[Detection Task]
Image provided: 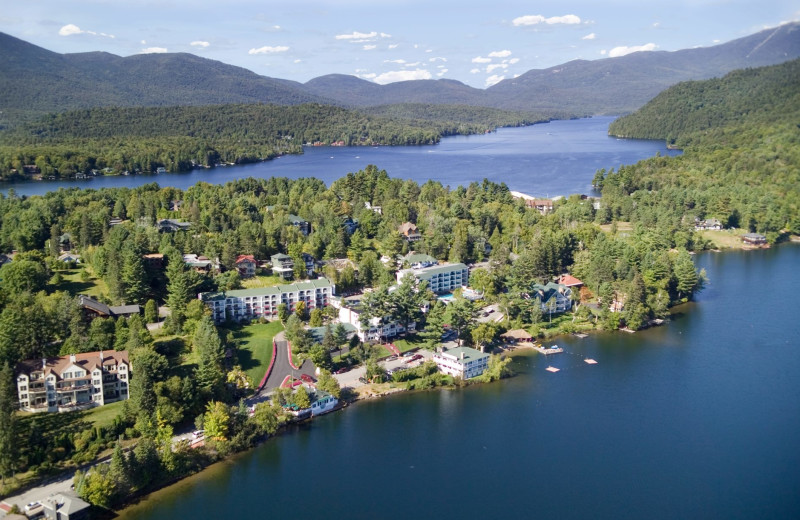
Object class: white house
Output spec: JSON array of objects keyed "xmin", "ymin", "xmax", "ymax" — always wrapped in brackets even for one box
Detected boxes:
[
  {"xmin": 433, "ymin": 346, "xmax": 490, "ymax": 379},
  {"xmin": 338, "ymin": 305, "xmax": 414, "ymax": 342}
]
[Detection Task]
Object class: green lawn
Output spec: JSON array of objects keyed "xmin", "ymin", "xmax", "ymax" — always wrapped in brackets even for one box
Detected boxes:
[
  {"xmin": 81, "ymin": 399, "xmax": 126, "ymax": 429},
  {"xmin": 392, "ymin": 334, "xmax": 424, "ymax": 353},
  {"xmin": 53, "ymin": 268, "xmax": 108, "ymax": 298},
  {"xmin": 231, "ymin": 321, "xmax": 283, "ymax": 384},
  {"xmin": 241, "ymin": 274, "xmax": 285, "ymax": 289}
]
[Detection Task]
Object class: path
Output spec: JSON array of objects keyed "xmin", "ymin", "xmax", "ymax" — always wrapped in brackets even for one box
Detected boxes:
[{"xmin": 257, "ymin": 331, "xmax": 317, "ymax": 395}]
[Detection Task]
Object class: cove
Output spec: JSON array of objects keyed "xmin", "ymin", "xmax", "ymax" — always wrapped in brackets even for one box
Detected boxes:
[
  {"xmin": 118, "ymin": 245, "xmax": 800, "ymax": 520},
  {"xmin": 1, "ymin": 117, "xmax": 679, "ymax": 198}
]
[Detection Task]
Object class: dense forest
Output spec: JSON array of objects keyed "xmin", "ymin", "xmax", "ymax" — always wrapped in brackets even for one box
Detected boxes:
[
  {"xmin": 0, "ymin": 57, "xmax": 797, "ymax": 509},
  {"xmin": 600, "ymin": 58, "xmax": 800, "ymax": 240},
  {"xmin": 0, "ymin": 103, "xmax": 538, "ymax": 179}
]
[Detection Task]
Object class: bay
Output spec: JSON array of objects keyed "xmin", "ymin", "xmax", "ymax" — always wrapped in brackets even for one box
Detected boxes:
[
  {"xmin": 118, "ymin": 245, "xmax": 800, "ymax": 520},
  {"xmin": 1, "ymin": 116, "xmax": 678, "ymax": 198}
]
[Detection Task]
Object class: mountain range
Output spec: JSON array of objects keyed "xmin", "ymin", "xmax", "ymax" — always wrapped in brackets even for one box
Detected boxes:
[{"xmin": 1, "ymin": 22, "xmax": 799, "ymax": 127}]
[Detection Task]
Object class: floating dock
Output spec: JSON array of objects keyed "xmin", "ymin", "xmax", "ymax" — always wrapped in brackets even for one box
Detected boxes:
[
  {"xmin": 534, "ymin": 345, "xmax": 564, "ymax": 355},
  {"xmin": 572, "ymin": 332, "xmax": 589, "ymax": 338},
  {"xmin": 546, "ymin": 366, "xmax": 560, "ymax": 373},
  {"xmin": 584, "ymin": 359, "xmax": 597, "ymax": 364}
]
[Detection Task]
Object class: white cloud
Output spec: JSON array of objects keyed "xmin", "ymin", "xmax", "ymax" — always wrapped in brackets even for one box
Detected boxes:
[
  {"xmin": 652, "ymin": 22, "xmax": 661, "ymax": 28},
  {"xmin": 59, "ymin": 24, "xmax": 82, "ymax": 36},
  {"xmin": 509, "ymin": 58, "xmax": 520, "ymax": 64},
  {"xmin": 436, "ymin": 69, "xmax": 448, "ymax": 77},
  {"xmin": 486, "ymin": 63, "xmax": 508, "ymax": 73},
  {"xmin": 472, "ymin": 56, "xmax": 491, "ymax": 63},
  {"xmin": 403, "ymin": 62, "xmax": 421, "ymax": 67},
  {"xmin": 582, "ymin": 33, "xmax": 596, "ymax": 40},
  {"xmin": 358, "ymin": 72, "xmax": 377, "ymax": 79},
  {"xmin": 363, "ymin": 44, "xmax": 377, "ymax": 50},
  {"xmin": 336, "ymin": 31, "xmax": 378, "ymax": 40},
  {"xmin": 294, "ymin": 59, "xmax": 302, "ymax": 63},
  {"xmin": 513, "ymin": 14, "xmax": 581, "ymax": 26},
  {"xmin": 470, "ymin": 68, "xmax": 481, "ymax": 74},
  {"xmin": 489, "ymin": 50, "xmax": 512, "ymax": 58},
  {"xmin": 190, "ymin": 41, "xmax": 210, "ymax": 48},
  {"xmin": 712, "ymin": 39, "xmax": 720, "ymax": 43},
  {"xmin": 600, "ymin": 49, "xmax": 607, "ymax": 55},
  {"xmin": 429, "ymin": 56, "xmax": 447, "ymax": 62},
  {"xmin": 141, "ymin": 40, "xmax": 146, "ymax": 45},
  {"xmin": 437, "ymin": 65, "xmax": 446, "ymax": 69},
  {"xmin": 380, "ymin": 32, "xmax": 391, "ymax": 38},
  {"xmin": 384, "ymin": 59, "xmax": 406, "ymax": 64},
  {"xmin": 140, "ymin": 47, "xmax": 168, "ymax": 54},
  {"xmin": 273, "ymin": 25, "xmax": 281, "ymax": 30},
  {"xmin": 388, "ymin": 44, "xmax": 399, "ymax": 49},
  {"xmin": 373, "ymin": 69, "xmax": 432, "ymax": 84},
  {"xmin": 485, "ymin": 74, "xmax": 505, "ymax": 87},
  {"xmin": 59, "ymin": 24, "xmax": 114, "ymax": 38},
  {"xmin": 425, "ymin": 49, "xmax": 433, "ymax": 52},
  {"xmin": 248, "ymin": 45, "xmax": 290, "ymax": 54},
  {"xmin": 608, "ymin": 43, "xmax": 657, "ymax": 57}
]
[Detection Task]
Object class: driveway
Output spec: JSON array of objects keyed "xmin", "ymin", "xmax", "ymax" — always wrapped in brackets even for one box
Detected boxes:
[{"xmin": 257, "ymin": 331, "xmax": 317, "ymax": 395}]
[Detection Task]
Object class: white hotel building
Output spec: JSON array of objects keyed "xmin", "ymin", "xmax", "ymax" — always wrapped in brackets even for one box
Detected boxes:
[
  {"xmin": 433, "ymin": 346, "xmax": 490, "ymax": 379},
  {"xmin": 200, "ymin": 278, "xmax": 334, "ymax": 323},
  {"xmin": 396, "ymin": 262, "xmax": 469, "ymax": 295}
]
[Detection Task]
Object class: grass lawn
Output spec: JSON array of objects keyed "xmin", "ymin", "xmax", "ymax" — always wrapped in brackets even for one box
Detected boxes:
[
  {"xmin": 81, "ymin": 400, "xmax": 126, "ymax": 429},
  {"xmin": 699, "ymin": 229, "xmax": 746, "ymax": 249},
  {"xmin": 53, "ymin": 267, "xmax": 108, "ymax": 298},
  {"xmin": 599, "ymin": 221, "xmax": 634, "ymax": 233},
  {"xmin": 241, "ymin": 274, "xmax": 285, "ymax": 289},
  {"xmin": 231, "ymin": 321, "xmax": 283, "ymax": 384},
  {"xmin": 393, "ymin": 334, "xmax": 424, "ymax": 353}
]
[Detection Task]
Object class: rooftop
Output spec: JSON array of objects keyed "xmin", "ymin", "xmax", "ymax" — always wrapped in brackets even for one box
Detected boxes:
[
  {"xmin": 200, "ymin": 278, "xmax": 333, "ymax": 301},
  {"xmin": 437, "ymin": 346, "xmax": 490, "ymax": 364}
]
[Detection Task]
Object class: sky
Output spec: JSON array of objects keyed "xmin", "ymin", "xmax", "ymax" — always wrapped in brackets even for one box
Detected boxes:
[{"xmin": 2, "ymin": 0, "xmax": 798, "ymax": 88}]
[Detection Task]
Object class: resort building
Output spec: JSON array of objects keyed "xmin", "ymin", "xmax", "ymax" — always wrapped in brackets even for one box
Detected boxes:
[
  {"xmin": 433, "ymin": 346, "xmax": 490, "ymax": 379},
  {"xmin": 337, "ymin": 304, "xmax": 414, "ymax": 342},
  {"xmin": 42, "ymin": 493, "xmax": 91, "ymax": 520},
  {"xmin": 288, "ymin": 214, "xmax": 311, "ymax": 236},
  {"xmin": 527, "ymin": 282, "xmax": 574, "ymax": 315},
  {"xmin": 199, "ymin": 278, "xmax": 335, "ymax": 323},
  {"xmin": 741, "ymin": 233, "xmax": 768, "ymax": 246},
  {"xmin": 695, "ymin": 218, "xmax": 723, "ymax": 231},
  {"xmin": 556, "ymin": 274, "xmax": 584, "ymax": 290},
  {"xmin": 15, "ymin": 350, "xmax": 131, "ymax": 413},
  {"xmin": 184, "ymin": 254, "xmax": 220, "ymax": 273},
  {"xmin": 78, "ymin": 295, "xmax": 141, "ymax": 319},
  {"xmin": 396, "ymin": 262, "xmax": 469, "ymax": 294}
]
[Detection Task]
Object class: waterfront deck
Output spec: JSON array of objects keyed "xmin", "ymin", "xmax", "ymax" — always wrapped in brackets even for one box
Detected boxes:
[{"xmin": 533, "ymin": 345, "xmax": 564, "ymax": 355}]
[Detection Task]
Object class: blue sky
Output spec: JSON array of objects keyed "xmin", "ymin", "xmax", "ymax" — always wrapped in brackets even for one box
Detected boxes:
[{"xmin": 2, "ymin": 0, "xmax": 798, "ymax": 88}]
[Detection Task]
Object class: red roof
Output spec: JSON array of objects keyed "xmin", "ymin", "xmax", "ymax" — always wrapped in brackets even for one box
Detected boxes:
[
  {"xmin": 557, "ymin": 274, "xmax": 584, "ymax": 287},
  {"xmin": 235, "ymin": 254, "xmax": 256, "ymax": 264}
]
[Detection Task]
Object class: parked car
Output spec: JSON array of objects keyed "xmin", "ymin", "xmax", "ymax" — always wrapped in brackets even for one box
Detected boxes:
[
  {"xmin": 334, "ymin": 366, "xmax": 351, "ymax": 374},
  {"xmin": 402, "ymin": 351, "xmax": 415, "ymax": 358},
  {"xmin": 192, "ymin": 430, "xmax": 205, "ymax": 439},
  {"xmin": 25, "ymin": 501, "xmax": 43, "ymax": 516},
  {"xmin": 358, "ymin": 377, "xmax": 368, "ymax": 384},
  {"xmin": 386, "ymin": 355, "xmax": 398, "ymax": 361},
  {"xmin": 300, "ymin": 374, "xmax": 316, "ymax": 384},
  {"xmin": 405, "ymin": 354, "xmax": 423, "ymax": 363}
]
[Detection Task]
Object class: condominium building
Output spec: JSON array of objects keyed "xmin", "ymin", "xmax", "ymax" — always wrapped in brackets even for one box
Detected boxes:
[
  {"xmin": 199, "ymin": 278, "xmax": 335, "ymax": 323},
  {"xmin": 16, "ymin": 350, "xmax": 131, "ymax": 413},
  {"xmin": 433, "ymin": 346, "xmax": 490, "ymax": 379},
  {"xmin": 337, "ymin": 304, "xmax": 415, "ymax": 342},
  {"xmin": 396, "ymin": 262, "xmax": 469, "ymax": 294}
]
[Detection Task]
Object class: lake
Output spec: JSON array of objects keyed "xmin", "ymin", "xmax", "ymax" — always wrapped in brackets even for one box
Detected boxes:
[
  {"xmin": 1, "ymin": 116, "xmax": 679, "ymax": 198},
  {"xmin": 118, "ymin": 245, "xmax": 800, "ymax": 520}
]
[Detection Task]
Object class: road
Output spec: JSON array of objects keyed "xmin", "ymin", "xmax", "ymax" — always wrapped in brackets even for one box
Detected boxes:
[{"xmin": 333, "ymin": 348, "xmax": 435, "ymax": 390}]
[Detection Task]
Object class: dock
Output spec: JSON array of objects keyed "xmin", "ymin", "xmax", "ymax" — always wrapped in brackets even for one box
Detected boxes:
[
  {"xmin": 546, "ymin": 366, "xmax": 560, "ymax": 373},
  {"xmin": 572, "ymin": 332, "xmax": 588, "ymax": 338},
  {"xmin": 584, "ymin": 359, "xmax": 597, "ymax": 364},
  {"xmin": 533, "ymin": 345, "xmax": 564, "ymax": 355}
]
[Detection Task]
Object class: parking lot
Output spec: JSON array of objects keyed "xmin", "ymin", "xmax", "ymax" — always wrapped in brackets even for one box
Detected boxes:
[{"xmin": 333, "ymin": 349, "xmax": 434, "ymax": 388}]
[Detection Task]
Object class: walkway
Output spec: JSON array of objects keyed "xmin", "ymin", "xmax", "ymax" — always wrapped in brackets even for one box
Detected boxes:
[{"xmin": 258, "ymin": 331, "xmax": 317, "ymax": 394}]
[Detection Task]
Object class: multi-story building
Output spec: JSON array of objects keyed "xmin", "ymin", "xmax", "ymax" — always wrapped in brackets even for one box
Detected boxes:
[
  {"xmin": 271, "ymin": 253, "xmax": 295, "ymax": 280},
  {"xmin": 528, "ymin": 282, "xmax": 574, "ymax": 314},
  {"xmin": 433, "ymin": 346, "xmax": 490, "ymax": 379},
  {"xmin": 235, "ymin": 254, "xmax": 258, "ymax": 278},
  {"xmin": 337, "ymin": 304, "xmax": 414, "ymax": 342},
  {"xmin": 16, "ymin": 350, "xmax": 131, "ymax": 413},
  {"xmin": 199, "ymin": 278, "xmax": 335, "ymax": 323},
  {"xmin": 396, "ymin": 262, "xmax": 469, "ymax": 294}
]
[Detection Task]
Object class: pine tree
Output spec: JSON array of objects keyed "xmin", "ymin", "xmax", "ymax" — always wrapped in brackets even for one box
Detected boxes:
[{"xmin": 0, "ymin": 362, "xmax": 17, "ymax": 485}]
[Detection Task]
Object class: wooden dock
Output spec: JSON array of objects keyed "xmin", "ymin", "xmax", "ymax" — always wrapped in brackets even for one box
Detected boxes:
[{"xmin": 534, "ymin": 345, "xmax": 564, "ymax": 355}]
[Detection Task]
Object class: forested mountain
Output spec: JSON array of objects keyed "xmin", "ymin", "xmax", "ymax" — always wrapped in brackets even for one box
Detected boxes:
[
  {"xmin": 0, "ymin": 103, "xmax": 536, "ymax": 178},
  {"xmin": 607, "ymin": 58, "xmax": 800, "ymax": 143},
  {"xmin": 2, "ymin": 22, "xmax": 798, "ymax": 127},
  {"xmin": 597, "ymin": 58, "xmax": 800, "ymax": 240},
  {"xmin": 0, "ymin": 32, "xmax": 330, "ymax": 127},
  {"xmin": 486, "ymin": 22, "xmax": 800, "ymax": 115}
]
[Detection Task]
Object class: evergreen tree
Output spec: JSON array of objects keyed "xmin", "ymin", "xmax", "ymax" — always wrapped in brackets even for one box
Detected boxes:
[
  {"xmin": 193, "ymin": 316, "xmax": 225, "ymax": 395},
  {"xmin": 0, "ymin": 362, "xmax": 17, "ymax": 485}
]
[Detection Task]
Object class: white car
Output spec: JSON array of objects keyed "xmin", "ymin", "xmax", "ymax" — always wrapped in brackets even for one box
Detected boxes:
[
  {"xmin": 25, "ymin": 501, "xmax": 43, "ymax": 516},
  {"xmin": 192, "ymin": 430, "xmax": 205, "ymax": 439}
]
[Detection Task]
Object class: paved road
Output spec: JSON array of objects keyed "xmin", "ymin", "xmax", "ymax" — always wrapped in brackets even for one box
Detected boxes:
[
  {"xmin": 333, "ymin": 349, "xmax": 434, "ymax": 390},
  {"xmin": 258, "ymin": 331, "xmax": 317, "ymax": 394}
]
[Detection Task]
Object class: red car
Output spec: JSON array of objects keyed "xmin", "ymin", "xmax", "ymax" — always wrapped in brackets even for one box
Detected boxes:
[
  {"xmin": 300, "ymin": 374, "xmax": 317, "ymax": 384},
  {"xmin": 405, "ymin": 354, "xmax": 423, "ymax": 363},
  {"xmin": 334, "ymin": 367, "xmax": 350, "ymax": 374}
]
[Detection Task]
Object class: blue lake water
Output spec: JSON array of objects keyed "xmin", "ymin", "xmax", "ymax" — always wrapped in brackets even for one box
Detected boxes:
[
  {"xmin": 118, "ymin": 245, "xmax": 800, "ymax": 520},
  {"xmin": 2, "ymin": 116, "xmax": 678, "ymax": 197}
]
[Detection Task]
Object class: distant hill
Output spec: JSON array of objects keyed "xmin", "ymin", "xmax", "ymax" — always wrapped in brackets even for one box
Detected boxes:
[
  {"xmin": 0, "ymin": 32, "xmax": 330, "ymax": 127},
  {"xmin": 486, "ymin": 22, "xmax": 800, "ymax": 114},
  {"xmin": 1, "ymin": 22, "xmax": 799, "ymax": 127},
  {"xmin": 607, "ymin": 58, "xmax": 800, "ymax": 143},
  {"xmin": 308, "ymin": 23, "xmax": 800, "ymax": 114}
]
